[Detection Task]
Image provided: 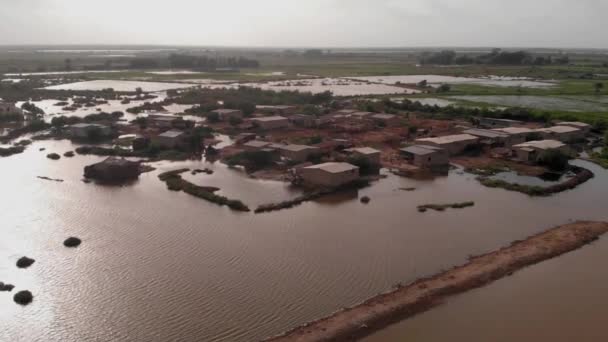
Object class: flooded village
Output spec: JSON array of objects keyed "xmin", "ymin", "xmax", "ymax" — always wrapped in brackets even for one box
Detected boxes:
[{"xmin": 2, "ymin": 19, "xmax": 608, "ymax": 342}]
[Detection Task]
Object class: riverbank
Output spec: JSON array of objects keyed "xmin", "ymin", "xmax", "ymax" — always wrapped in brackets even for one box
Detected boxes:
[{"xmin": 266, "ymin": 221, "xmax": 608, "ymax": 342}]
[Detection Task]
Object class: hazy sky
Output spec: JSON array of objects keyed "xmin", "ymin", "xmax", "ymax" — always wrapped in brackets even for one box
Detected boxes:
[{"xmin": 1, "ymin": 0, "xmax": 606, "ymax": 48}]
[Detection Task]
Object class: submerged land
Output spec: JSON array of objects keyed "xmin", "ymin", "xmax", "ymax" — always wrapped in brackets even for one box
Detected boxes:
[{"xmin": 268, "ymin": 221, "xmax": 608, "ymax": 342}]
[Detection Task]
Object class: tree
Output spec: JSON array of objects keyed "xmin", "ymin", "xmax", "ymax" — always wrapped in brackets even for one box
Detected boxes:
[
  {"xmin": 436, "ymin": 84, "xmax": 451, "ymax": 93},
  {"xmin": 64, "ymin": 58, "xmax": 72, "ymax": 71},
  {"xmin": 595, "ymin": 82, "xmax": 604, "ymax": 94}
]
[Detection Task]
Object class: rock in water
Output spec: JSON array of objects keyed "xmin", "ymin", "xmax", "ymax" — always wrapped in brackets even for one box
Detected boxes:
[
  {"xmin": 13, "ymin": 290, "xmax": 33, "ymax": 305},
  {"xmin": 64, "ymin": 237, "xmax": 82, "ymax": 248},
  {"xmin": 16, "ymin": 257, "xmax": 35, "ymax": 269},
  {"xmin": 0, "ymin": 282, "xmax": 15, "ymax": 292},
  {"xmin": 83, "ymin": 157, "xmax": 142, "ymax": 183}
]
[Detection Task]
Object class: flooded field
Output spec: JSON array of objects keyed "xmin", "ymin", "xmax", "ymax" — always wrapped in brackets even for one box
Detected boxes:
[
  {"xmin": 204, "ymin": 78, "xmax": 418, "ymax": 96},
  {"xmin": 350, "ymin": 75, "xmax": 556, "ymax": 88},
  {"xmin": 393, "ymin": 97, "xmax": 455, "ymax": 107},
  {"xmin": 451, "ymin": 95, "xmax": 608, "ymax": 112},
  {"xmin": 1, "ymin": 135, "xmax": 607, "ymax": 342},
  {"xmin": 44, "ymin": 80, "xmax": 198, "ymax": 92},
  {"xmin": 4, "ymin": 70, "xmax": 127, "ymax": 77}
]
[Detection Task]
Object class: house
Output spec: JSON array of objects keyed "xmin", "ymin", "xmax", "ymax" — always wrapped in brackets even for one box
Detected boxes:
[
  {"xmin": 0, "ymin": 100, "xmax": 22, "ymax": 114},
  {"xmin": 555, "ymin": 121, "xmax": 591, "ymax": 135},
  {"xmin": 512, "ymin": 140, "xmax": 569, "ymax": 162},
  {"xmin": 210, "ymin": 109, "xmax": 243, "ymax": 121},
  {"xmin": 242, "ymin": 140, "xmax": 272, "ymax": 151},
  {"xmin": 256, "ymin": 105, "xmax": 297, "ymax": 115},
  {"xmin": 463, "ymin": 128, "xmax": 513, "ymax": 146},
  {"xmin": 153, "ymin": 130, "xmax": 187, "ymax": 149},
  {"xmin": 251, "ymin": 116, "xmax": 289, "ymax": 130},
  {"xmin": 68, "ymin": 123, "xmax": 112, "ymax": 139},
  {"xmin": 491, "ymin": 127, "xmax": 536, "ymax": 145},
  {"xmin": 351, "ymin": 111, "xmax": 375, "ymax": 119},
  {"xmin": 147, "ymin": 114, "xmax": 185, "ymax": 129},
  {"xmin": 535, "ymin": 126, "xmax": 584, "ymax": 142},
  {"xmin": 415, "ymin": 134, "xmax": 479, "ymax": 156},
  {"xmin": 298, "ymin": 162, "xmax": 360, "ymax": 187},
  {"xmin": 270, "ymin": 143, "xmax": 320, "ymax": 162},
  {"xmin": 234, "ymin": 133, "xmax": 257, "ymax": 144},
  {"xmin": 400, "ymin": 145, "xmax": 449, "ymax": 169},
  {"xmin": 478, "ymin": 117, "xmax": 523, "ymax": 128},
  {"xmin": 333, "ymin": 109, "xmax": 358, "ymax": 116},
  {"xmin": 287, "ymin": 114, "xmax": 316, "ymax": 128},
  {"xmin": 344, "ymin": 147, "xmax": 381, "ymax": 166},
  {"xmin": 371, "ymin": 113, "xmax": 400, "ymax": 127}
]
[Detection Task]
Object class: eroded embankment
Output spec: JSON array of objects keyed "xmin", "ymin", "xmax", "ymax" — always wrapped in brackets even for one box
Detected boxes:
[{"xmin": 266, "ymin": 221, "xmax": 608, "ymax": 342}]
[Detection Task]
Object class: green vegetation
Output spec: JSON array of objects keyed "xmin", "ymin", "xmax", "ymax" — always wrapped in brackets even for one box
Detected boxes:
[
  {"xmin": 158, "ymin": 170, "xmax": 249, "ymax": 212},
  {"xmin": 0, "ymin": 145, "xmax": 25, "ymax": 157},
  {"xmin": 537, "ymin": 150, "xmax": 570, "ymax": 171},
  {"xmin": 417, "ymin": 202, "xmax": 475, "ymax": 212}
]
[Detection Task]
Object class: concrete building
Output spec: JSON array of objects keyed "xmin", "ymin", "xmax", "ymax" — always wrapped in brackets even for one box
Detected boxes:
[
  {"xmin": 210, "ymin": 109, "xmax": 244, "ymax": 121},
  {"xmin": 556, "ymin": 121, "xmax": 591, "ymax": 134},
  {"xmin": 416, "ymin": 134, "xmax": 479, "ymax": 156},
  {"xmin": 271, "ymin": 143, "xmax": 320, "ymax": 162},
  {"xmin": 68, "ymin": 123, "xmax": 112, "ymax": 139},
  {"xmin": 344, "ymin": 147, "xmax": 381, "ymax": 166},
  {"xmin": 400, "ymin": 145, "xmax": 449, "ymax": 169},
  {"xmin": 256, "ymin": 105, "xmax": 297, "ymax": 115},
  {"xmin": 371, "ymin": 113, "xmax": 400, "ymax": 127},
  {"xmin": 299, "ymin": 162, "xmax": 359, "ymax": 188},
  {"xmin": 477, "ymin": 117, "xmax": 523, "ymax": 128},
  {"xmin": 251, "ymin": 116, "xmax": 289, "ymax": 130},
  {"xmin": 153, "ymin": 130, "xmax": 187, "ymax": 149},
  {"xmin": 535, "ymin": 126, "xmax": 584, "ymax": 142},
  {"xmin": 512, "ymin": 140, "xmax": 569, "ymax": 162}
]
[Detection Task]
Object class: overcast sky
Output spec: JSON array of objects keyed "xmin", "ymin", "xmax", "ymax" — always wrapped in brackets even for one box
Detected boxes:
[{"xmin": 1, "ymin": 0, "xmax": 606, "ymax": 48}]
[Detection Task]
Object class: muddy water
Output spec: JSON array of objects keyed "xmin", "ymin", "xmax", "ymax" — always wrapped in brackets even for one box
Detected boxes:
[{"xmin": 0, "ymin": 139, "xmax": 607, "ymax": 342}]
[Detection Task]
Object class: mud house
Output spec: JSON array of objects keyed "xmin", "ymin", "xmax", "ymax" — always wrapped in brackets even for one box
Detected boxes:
[
  {"xmin": 147, "ymin": 114, "xmax": 185, "ymax": 129},
  {"xmin": 333, "ymin": 109, "xmax": 359, "ymax": 116},
  {"xmin": 210, "ymin": 109, "xmax": 244, "ymax": 121},
  {"xmin": 256, "ymin": 105, "xmax": 297, "ymax": 115},
  {"xmin": 234, "ymin": 133, "xmax": 257, "ymax": 144},
  {"xmin": 535, "ymin": 126, "xmax": 584, "ymax": 143},
  {"xmin": 463, "ymin": 128, "xmax": 514, "ymax": 147},
  {"xmin": 512, "ymin": 140, "xmax": 569, "ymax": 162},
  {"xmin": 491, "ymin": 127, "xmax": 536, "ymax": 145},
  {"xmin": 298, "ymin": 162, "xmax": 360, "ymax": 188},
  {"xmin": 153, "ymin": 130, "xmax": 187, "ymax": 149},
  {"xmin": 0, "ymin": 100, "xmax": 22, "ymax": 114},
  {"xmin": 371, "ymin": 113, "xmax": 400, "ymax": 127},
  {"xmin": 478, "ymin": 117, "xmax": 523, "ymax": 128},
  {"xmin": 242, "ymin": 140, "xmax": 272, "ymax": 151},
  {"xmin": 415, "ymin": 134, "xmax": 479, "ymax": 156},
  {"xmin": 400, "ymin": 145, "xmax": 449, "ymax": 169},
  {"xmin": 270, "ymin": 143, "xmax": 320, "ymax": 162},
  {"xmin": 351, "ymin": 111, "xmax": 375, "ymax": 119},
  {"xmin": 344, "ymin": 147, "xmax": 382, "ymax": 166},
  {"xmin": 68, "ymin": 123, "xmax": 112, "ymax": 139},
  {"xmin": 251, "ymin": 116, "xmax": 289, "ymax": 130},
  {"xmin": 287, "ymin": 114, "xmax": 316, "ymax": 128},
  {"xmin": 556, "ymin": 121, "xmax": 591, "ymax": 135}
]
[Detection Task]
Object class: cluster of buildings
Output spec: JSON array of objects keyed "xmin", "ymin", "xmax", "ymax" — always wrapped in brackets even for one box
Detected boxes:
[{"xmin": 0, "ymin": 100, "xmax": 22, "ymax": 115}]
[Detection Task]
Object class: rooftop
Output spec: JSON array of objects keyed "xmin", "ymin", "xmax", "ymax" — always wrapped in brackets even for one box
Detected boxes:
[
  {"xmin": 479, "ymin": 117, "xmax": 523, "ymax": 124},
  {"xmin": 345, "ymin": 147, "xmax": 381, "ymax": 155},
  {"xmin": 492, "ymin": 127, "xmax": 535, "ymax": 135},
  {"xmin": 244, "ymin": 140, "xmax": 271, "ymax": 148},
  {"xmin": 252, "ymin": 116, "xmax": 288, "ymax": 122},
  {"xmin": 463, "ymin": 128, "xmax": 509, "ymax": 139},
  {"xmin": 401, "ymin": 145, "xmax": 445, "ymax": 156},
  {"xmin": 371, "ymin": 113, "xmax": 397, "ymax": 120},
  {"xmin": 416, "ymin": 134, "xmax": 478, "ymax": 145},
  {"xmin": 70, "ymin": 123, "xmax": 108, "ymax": 129},
  {"xmin": 537, "ymin": 125, "xmax": 581, "ymax": 134},
  {"xmin": 272, "ymin": 143, "xmax": 318, "ymax": 152},
  {"xmin": 159, "ymin": 130, "xmax": 184, "ymax": 138},
  {"xmin": 212, "ymin": 109, "xmax": 242, "ymax": 113},
  {"xmin": 304, "ymin": 162, "xmax": 359, "ymax": 174},
  {"xmin": 514, "ymin": 140, "xmax": 565, "ymax": 150},
  {"xmin": 556, "ymin": 121, "xmax": 591, "ymax": 128}
]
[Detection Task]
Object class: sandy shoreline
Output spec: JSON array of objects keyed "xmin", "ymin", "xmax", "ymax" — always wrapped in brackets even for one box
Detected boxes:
[{"xmin": 266, "ymin": 221, "xmax": 608, "ymax": 342}]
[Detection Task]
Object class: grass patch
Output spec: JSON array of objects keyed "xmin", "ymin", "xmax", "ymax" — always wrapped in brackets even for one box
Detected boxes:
[{"xmin": 417, "ymin": 201, "xmax": 475, "ymax": 212}]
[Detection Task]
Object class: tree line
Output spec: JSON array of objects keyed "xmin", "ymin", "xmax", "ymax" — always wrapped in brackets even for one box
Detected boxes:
[
  {"xmin": 129, "ymin": 54, "xmax": 260, "ymax": 70},
  {"xmin": 420, "ymin": 49, "xmax": 570, "ymax": 66}
]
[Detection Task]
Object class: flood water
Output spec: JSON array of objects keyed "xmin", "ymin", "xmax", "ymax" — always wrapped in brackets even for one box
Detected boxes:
[
  {"xmin": 44, "ymin": 80, "xmax": 199, "ymax": 92},
  {"xmin": 350, "ymin": 75, "xmax": 556, "ymax": 88},
  {"xmin": 451, "ymin": 95, "xmax": 608, "ymax": 112},
  {"xmin": 1, "ymin": 139, "xmax": 607, "ymax": 342}
]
